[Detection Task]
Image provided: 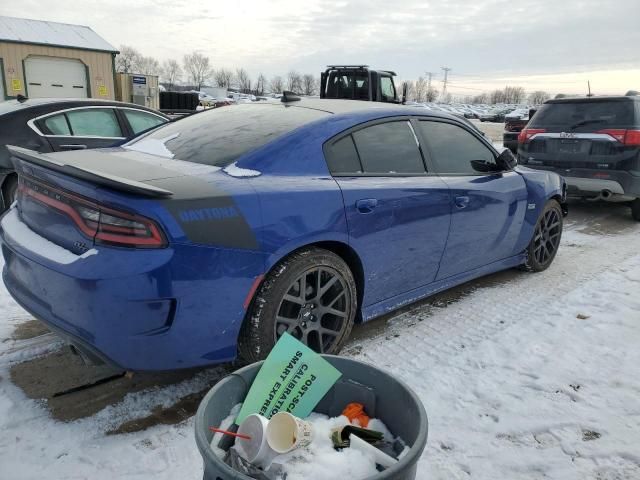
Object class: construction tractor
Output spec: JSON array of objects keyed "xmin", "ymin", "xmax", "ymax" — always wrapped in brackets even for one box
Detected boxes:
[{"xmin": 319, "ymin": 65, "xmax": 405, "ymax": 103}]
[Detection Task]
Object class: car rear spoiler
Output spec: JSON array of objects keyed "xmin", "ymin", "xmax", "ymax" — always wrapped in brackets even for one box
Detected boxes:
[{"xmin": 6, "ymin": 145, "xmax": 173, "ymax": 199}]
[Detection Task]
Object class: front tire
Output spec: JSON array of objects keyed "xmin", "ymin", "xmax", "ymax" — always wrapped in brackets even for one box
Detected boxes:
[
  {"xmin": 238, "ymin": 248, "xmax": 357, "ymax": 363},
  {"xmin": 631, "ymin": 199, "xmax": 640, "ymax": 222},
  {"xmin": 523, "ymin": 199, "xmax": 563, "ymax": 272}
]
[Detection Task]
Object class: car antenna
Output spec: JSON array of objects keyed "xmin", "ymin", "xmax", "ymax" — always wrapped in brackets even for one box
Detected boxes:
[
  {"xmin": 16, "ymin": 94, "xmax": 28, "ymax": 103},
  {"xmin": 281, "ymin": 91, "xmax": 301, "ymax": 103}
]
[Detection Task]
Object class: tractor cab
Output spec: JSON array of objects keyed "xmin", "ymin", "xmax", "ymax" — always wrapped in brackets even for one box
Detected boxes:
[{"xmin": 319, "ymin": 65, "xmax": 402, "ymax": 103}]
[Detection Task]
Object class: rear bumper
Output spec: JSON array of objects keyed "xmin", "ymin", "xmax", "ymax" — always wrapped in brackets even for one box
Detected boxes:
[
  {"xmin": 516, "ymin": 164, "xmax": 640, "ymax": 199},
  {"xmin": 1, "ymin": 210, "xmax": 265, "ymax": 371}
]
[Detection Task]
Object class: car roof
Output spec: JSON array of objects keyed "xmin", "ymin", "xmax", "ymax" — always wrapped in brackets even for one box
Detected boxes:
[
  {"xmin": 546, "ymin": 95, "xmax": 639, "ymax": 104},
  {"xmin": 0, "ymin": 98, "xmax": 167, "ymax": 117},
  {"xmin": 280, "ymin": 98, "xmax": 462, "ymax": 121}
]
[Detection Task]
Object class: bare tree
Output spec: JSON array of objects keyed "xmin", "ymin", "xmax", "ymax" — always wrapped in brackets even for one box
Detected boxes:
[
  {"xmin": 270, "ymin": 75, "xmax": 284, "ymax": 94},
  {"xmin": 503, "ymin": 86, "xmax": 526, "ymax": 104},
  {"xmin": 413, "ymin": 76, "xmax": 428, "ymax": 102},
  {"xmin": 490, "ymin": 89, "xmax": 506, "ymax": 104},
  {"xmin": 472, "ymin": 92, "xmax": 489, "ymax": 104},
  {"xmin": 287, "ymin": 70, "xmax": 302, "ymax": 93},
  {"xmin": 235, "ymin": 68, "xmax": 251, "ymax": 93},
  {"xmin": 138, "ymin": 56, "xmax": 161, "ymax": 76},
  {"xmin": 161, "ymin": 59, "xmax": 182, "ymax": 89},
  {"xmin": 529, "ymin": 90, "xmax": 551, "ymax": 105},
  {"xmin": 183, "ymin": 52, "xmax": 213, "ymax": 90},
  {"xmin": 214, "ymin": 68, "xmax": 234, "ymax": 88},
  {"xmin": 115, "ymin": 45, "xmax": 142, "ymax": 73},
  {"xmin": 302, "ymin": 74, "xmax": 317, "ymax": 96},
  {"xmin": 254, "ymin": 73, "xmax": 267, "ymax": 96}
]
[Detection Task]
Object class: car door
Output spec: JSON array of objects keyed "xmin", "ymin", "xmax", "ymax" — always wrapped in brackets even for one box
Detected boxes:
[
  {"xmin": 325, "ymin": 119, "xmax": 451, "ymax": 307},
  {"xmin": 36, "ymin": 107, "xmax": 126, "ymax": 151},
  {"xmin": 415, "ymin": 119, "xmax": 528, "ymax": 280},
  {"xmin": 119, "ymin": 108, "xmax": 168, "ymax": 138}
]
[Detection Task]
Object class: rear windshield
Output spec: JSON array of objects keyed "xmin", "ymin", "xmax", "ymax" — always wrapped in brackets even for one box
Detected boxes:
[
  {"xmin": 125, "ymin": 104, "xmax": 329, "ymax": 166},
  {"xmin": 530, "ymin": 100, "xmax": 636, "ymax": 131}
]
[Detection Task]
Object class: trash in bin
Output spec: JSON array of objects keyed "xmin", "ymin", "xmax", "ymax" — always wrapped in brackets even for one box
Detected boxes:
[{"xmin": 195, "ymin": 342, "xmax": 428, "ymax": 480}]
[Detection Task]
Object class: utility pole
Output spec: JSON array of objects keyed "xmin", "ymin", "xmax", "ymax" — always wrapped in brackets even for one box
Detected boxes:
[
  {"xmin": 441, "ymin": 67, "xmax": 452, "ymax": 100},
  {"xmin": 425, "ymin": 71, "xmax": 434, "ymax": 90}
]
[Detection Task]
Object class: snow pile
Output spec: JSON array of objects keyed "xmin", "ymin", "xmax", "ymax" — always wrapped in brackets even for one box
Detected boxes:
[
  {"xmin": 1, "ymin": 209, "xmax": 97, "ymax": 264},
  {"xmin": 124, "ymin": 133, "xmax": 179, "ymax": 158},
  {"xmin": 223, "ymin": 162, "xmax": 261, "ymax": 178}
]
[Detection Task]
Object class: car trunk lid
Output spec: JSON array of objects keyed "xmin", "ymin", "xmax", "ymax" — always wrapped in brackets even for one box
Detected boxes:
[{"xmin": 8, "ymin": 146, "xmax": 176, "ymax": 254}]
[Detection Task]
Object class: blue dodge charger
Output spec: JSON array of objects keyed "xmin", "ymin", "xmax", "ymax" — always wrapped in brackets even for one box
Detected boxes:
[{"xmin": 0, "ymin": 99, "xmax": 567, "ymax": 371}]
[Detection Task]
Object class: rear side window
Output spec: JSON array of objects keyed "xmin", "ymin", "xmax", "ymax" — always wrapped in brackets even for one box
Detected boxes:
[
  {"xmin": 66, "ymin": 109, "xmax": 123, "ymax": 137},
  {"xmin": 126, "ymin": 104, "xmax": 328, "ymax": 167},
  {"xmin": 530, "ymin": 101, "xmax": 636, "ymax": 131},
  {"xmin": 123, "ymin": 109, "xmax": 166, "ymax": 135},
  {"xmin": 419, "ymin": 121, "xmax": 494, "ymax": 175},
  {"xmin": 352, "ymin": 122, "xmax": 425, "ymax": 174},
  {"xmin": 325, "ymin": 135, "xmax": 362, "ymax": 173},
  {"xmin": 43, "ymin": 114, "xmax": 70, "ymax": 135}
]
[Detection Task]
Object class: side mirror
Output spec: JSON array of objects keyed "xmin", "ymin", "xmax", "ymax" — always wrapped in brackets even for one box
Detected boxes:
[
  {"xmin": 471, "ymin": 160, "xmax": 502, "ymax": 173},
  {"xmin": 496, "ymin": 148, "xmax": 518, "ymax": 170}
]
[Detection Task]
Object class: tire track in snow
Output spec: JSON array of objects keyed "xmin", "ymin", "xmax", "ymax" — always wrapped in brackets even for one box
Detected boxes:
[{"xmin": 347, "ymin": 225, "xmax": 640, "ymax": 386}]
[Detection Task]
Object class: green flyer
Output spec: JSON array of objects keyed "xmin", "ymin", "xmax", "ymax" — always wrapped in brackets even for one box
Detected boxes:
[{"xmin": 236, "ymin": 333, "xmax": 342, "ymax": 424}]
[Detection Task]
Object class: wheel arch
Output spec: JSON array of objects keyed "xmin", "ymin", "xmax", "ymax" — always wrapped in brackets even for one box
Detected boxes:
[{"xmin": 250, "ymin": 239, "xmax": 366, "ymax": 323}]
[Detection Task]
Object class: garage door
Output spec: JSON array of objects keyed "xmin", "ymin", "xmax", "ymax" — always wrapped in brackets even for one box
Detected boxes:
[{"xmin": 24, "ymin": 56, "xmax": 88, "ymax": 99}]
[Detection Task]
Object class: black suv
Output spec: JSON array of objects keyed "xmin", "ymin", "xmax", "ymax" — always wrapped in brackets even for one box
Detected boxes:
[{"xmin": 518, "ymin": 95, "xmax": 640, "ymax": 220}]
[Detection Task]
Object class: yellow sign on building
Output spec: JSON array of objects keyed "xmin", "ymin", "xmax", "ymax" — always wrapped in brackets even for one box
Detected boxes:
[
  {"xmin": 98, "ymin": 84, "xmax": 108, "ymax": 96},
  {"xmin": 11, "ymin": 79, "xmax": 21, "ymax": 91}
]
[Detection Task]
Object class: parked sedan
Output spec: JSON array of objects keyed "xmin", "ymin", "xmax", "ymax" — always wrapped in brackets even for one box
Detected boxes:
[
  {"xmin": 0, "ymin": 98, "xmax": 170, "ymax": 211},
  {"xmin": 1, "ymin": 99, "xmax": 567, "ymax": 371}
]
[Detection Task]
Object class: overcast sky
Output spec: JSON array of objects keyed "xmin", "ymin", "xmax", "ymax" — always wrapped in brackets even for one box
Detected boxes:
[{"xmin": 2, "ymin": 0, "xmax": 639, "ymax": 95}]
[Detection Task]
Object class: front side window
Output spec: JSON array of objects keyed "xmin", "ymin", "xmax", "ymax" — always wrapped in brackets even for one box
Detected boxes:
[
  {"xmin": 66, "ymin": 109, "xmax": 123, "ymax": 137},
  {"xmin": 123, "ymin": 109, "xmax": 166, "ymax": 135},
  {"xmin": 419, "ymin": 121, "xmax": 494, "ymax": 175},
  {"xmin": 352, "ymin": 121, "xmax": 425, "ymax": 174}
]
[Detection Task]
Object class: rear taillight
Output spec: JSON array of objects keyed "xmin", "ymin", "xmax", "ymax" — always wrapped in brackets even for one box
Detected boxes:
[
  {"xmin": 597, "ymin": 129, "xmax": 640, "ymax": 145},
  {"xmin": 518, "ymin": 128, "xmax": 546, "ymax": 144},
  {"xmin": 18, "ymin": 176, "xmax": 166, "ymax": 249}
]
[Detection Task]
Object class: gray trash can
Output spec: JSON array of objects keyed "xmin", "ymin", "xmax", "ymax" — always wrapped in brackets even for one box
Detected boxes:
[{"xmin": 195, "ymin": 355, "xmax": 428, "ymax": 480}]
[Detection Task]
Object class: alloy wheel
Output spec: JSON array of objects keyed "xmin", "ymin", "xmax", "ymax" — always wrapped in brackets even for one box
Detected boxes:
[
  {"xmin": 274, "ymin": 267, "xmax": 351, "ymax": 353},
  {"xmin": 533, "ymin": 208, "xmax": 561, "ymax": 265}
]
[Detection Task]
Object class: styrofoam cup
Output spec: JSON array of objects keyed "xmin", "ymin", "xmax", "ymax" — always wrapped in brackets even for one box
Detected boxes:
[
  {"xmin": 234, "ymin": 414, "xmax": 277, "ymax": 467},
  {"xmin": 266, "ymin": 412, "xmax": 313, "ymax": 454}
]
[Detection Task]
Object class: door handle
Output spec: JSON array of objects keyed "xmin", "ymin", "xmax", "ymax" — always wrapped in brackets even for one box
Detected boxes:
[
  {"xmin": 60, "ymin": 144, "xmax": 87, "ymax": 150},
  {"xmin": 356, "ymin": 198, "xmax": 378, "ymax": 214},
  {"xmin": 454, "ymin": 195, "xmax": 470, "ymax": 209}
]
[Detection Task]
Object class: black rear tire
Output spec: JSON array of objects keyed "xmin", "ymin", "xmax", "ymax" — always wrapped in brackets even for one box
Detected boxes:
[
  {"xmin": 523, "ymin": 199, "xmax": 563, "ymax": 272},
  {"xmin": 1, "ymin": 175, "xmax": 17, "ymax": 212},
  {"xmin": 238, "ymin": 247, "xmax": 357, "ymax": 363},
  {"xmin": 631, "ymin": 199, "xmax": 640, "ymax": 222}
]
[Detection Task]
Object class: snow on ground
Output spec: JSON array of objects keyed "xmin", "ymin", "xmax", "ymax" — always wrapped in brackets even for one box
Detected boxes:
[{"xmin": 0, "ymin": 219, "xmax": 639, "ymax": 479}]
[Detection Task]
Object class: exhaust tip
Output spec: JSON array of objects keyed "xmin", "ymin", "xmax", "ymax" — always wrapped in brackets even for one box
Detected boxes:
[{"xmin": 601, "ymin": 189, "xmax": 612, "ymax": 199}]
